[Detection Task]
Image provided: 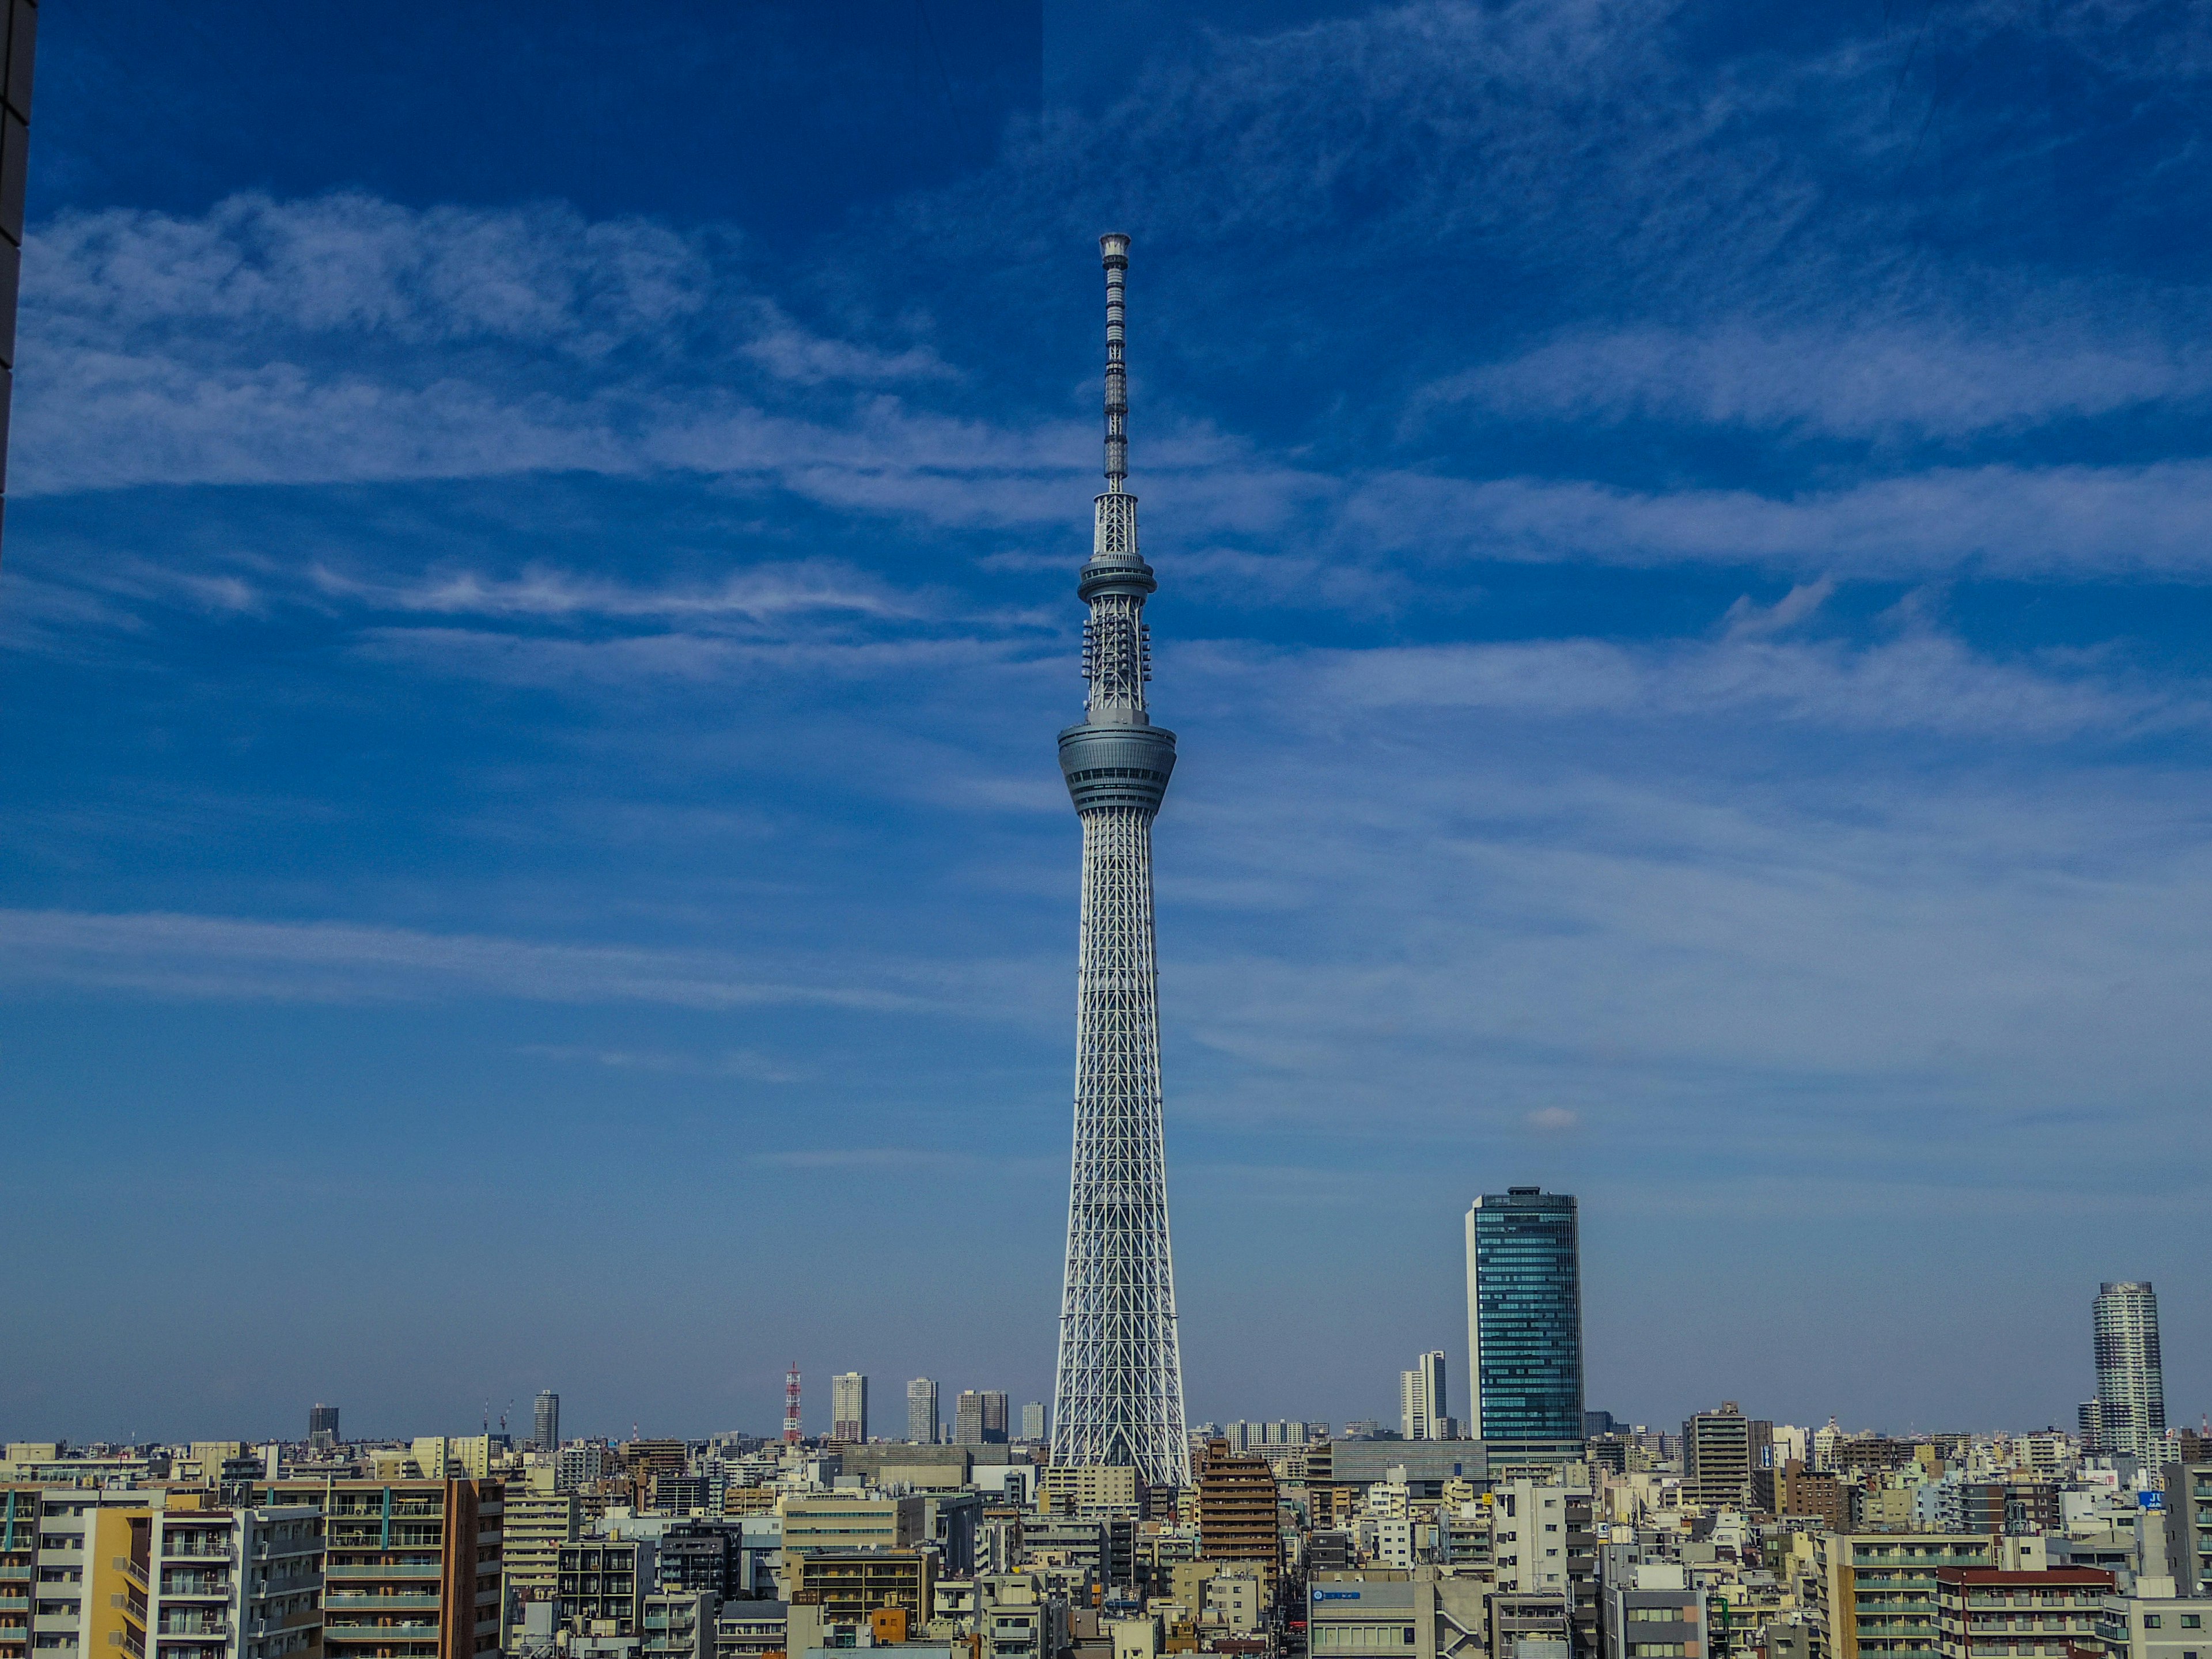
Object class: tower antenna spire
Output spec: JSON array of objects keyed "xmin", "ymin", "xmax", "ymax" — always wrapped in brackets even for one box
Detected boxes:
[{"xmin": 1101, "ymin": 233, "xmax": 1129, "ymax": 493}]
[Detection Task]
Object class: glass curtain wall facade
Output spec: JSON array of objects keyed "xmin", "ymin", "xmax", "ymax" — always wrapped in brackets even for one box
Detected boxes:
[{"xmin": 1465, "ymin": 1188, "xmax": 1584, "ymax": 1442}]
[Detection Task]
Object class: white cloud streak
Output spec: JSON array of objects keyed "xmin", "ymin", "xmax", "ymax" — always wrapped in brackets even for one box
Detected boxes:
[
  {"xmin": 0, "ymin": 909, "xmax": 927, "ymax": 1012},
  {"xmin": 1421, "ymin": 320, "xmax": 2212, "ymax": 440}
]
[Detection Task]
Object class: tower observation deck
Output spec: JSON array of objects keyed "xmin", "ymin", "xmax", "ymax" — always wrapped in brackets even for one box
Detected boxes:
[{"xmin": 1048, "ymin": 234, "xmax": 1190, "ymax": 1490}]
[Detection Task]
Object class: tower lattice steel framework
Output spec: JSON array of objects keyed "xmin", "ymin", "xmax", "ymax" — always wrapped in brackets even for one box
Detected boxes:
[{"xmin": 1049, "ymin": 233, "xmax": 1189, "ymax": 1488}]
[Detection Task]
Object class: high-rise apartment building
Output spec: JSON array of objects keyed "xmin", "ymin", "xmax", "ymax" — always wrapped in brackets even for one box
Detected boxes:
[
  {"xmin": 499, "ymin": 1482, "xmax": 577, "ymax": 1647},
  {"xmin": 554, "ymin": 1443, "xmax": 604, "ymax": 1494},
  {"xmin": 533, "ymin": 1391, "xmax": 560, "ymax": 1453},
  {"xmin": 1191, "ymin": 1441, "xmax": 1281, "ymax": 1593},
  {"xmin": 0, "ymin": 1487, "xmax": 32, "ymax": 1659},
  {"xmin": 147, "ymin": 1501, "xmax": 325, "ymax": 1659},
  {"xmin": 2091, "ymin": 1281, "xmax": 2164, "ymax": 1459},
  {"xmin": 2154, "ymin": 1461, "xmax": 2212, "ymax": 1595},
  {"xmin": 1465, "ymin": 1188, "xmax": 1584, "ymax": 1445},
  {"xmin": 12, "ymin": 1491, "xmax": 157, "ymax": 1659},
  {"xmin": 907, "ymin": 1380, "xmax": 941, "ymax": 1445},
  {"xmin": 0, "ymin": 0, "xmax": 32, "ymax": 562},
  {"xmin": 1683, "ymin": 1402, "xmax": 1773, "ymax": 1510},
  {"xmin": 1401, "ymin": 1351, "xmax": 1448, "ymax": 1441},
  {"xmin": 1021, "ymin": 1403, "xmax": 1047, "ymax": 1442},
  {"xmin": 309, "ymin": 1406, "xmax": 341, "ymax": 1453},
  {"xmin": 266, "ymin": 1476, "xmax": 504, "ymax": 1659},
  {"xmin": 832, "ymin": 1374, "xmax": 868, "ymax": 1444},
  {"xmin": 556, "ymin": 1538, "xmax": 653, "ymax": 1636},
  {"xmin": 955, "ymin": 1392, "xmax": 1008, "ymax": 1446}
]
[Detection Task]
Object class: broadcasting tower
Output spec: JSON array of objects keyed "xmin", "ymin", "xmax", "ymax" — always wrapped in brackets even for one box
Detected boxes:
[{"xmin": 1049, "ymin": 233, "xmax": 1190, "ymax": 1489}]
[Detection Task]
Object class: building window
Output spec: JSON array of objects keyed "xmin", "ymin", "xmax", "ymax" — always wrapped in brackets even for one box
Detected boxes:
[
  {"xmin": 2147, "ymin": 1618, "xmax": 2163, "ymax": 1629},
  {"xmin": 2184, "ymin": 1619, "xmax": 2202, "ymax": 1630}
]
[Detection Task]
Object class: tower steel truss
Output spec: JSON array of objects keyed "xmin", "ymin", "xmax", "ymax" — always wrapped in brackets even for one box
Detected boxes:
[{"xmin": 1049, "ymin": 234, "xmax": 1190, "ymax": 1490}]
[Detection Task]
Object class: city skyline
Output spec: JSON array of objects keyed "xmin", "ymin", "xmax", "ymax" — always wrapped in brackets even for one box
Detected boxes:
[{"xmin": 5, "ymin": 0, "xmax": 2212, "ymax": 1440}]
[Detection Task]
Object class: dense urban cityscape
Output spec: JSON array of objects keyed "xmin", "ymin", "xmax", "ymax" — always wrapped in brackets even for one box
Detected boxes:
[{"xmin": 0, "ymin": 1245, "xmax": 2195, "ymax": 1659}]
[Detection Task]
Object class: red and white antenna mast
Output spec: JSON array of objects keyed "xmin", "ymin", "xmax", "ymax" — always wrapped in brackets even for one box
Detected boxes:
[{"xmin": 783, "ymin": 1363, "xmax": 802, "ymax": 1445}]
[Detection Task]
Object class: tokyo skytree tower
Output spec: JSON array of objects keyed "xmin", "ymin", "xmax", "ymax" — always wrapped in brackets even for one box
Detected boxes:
[{"xmin": 1048, "ymin": 233, "xmax": 1190, "ymax": 1488}]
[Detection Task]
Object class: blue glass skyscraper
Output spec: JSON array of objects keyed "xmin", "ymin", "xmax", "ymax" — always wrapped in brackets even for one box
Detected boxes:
[{"xmin": 1465, "ymin": 1187, "xmax": 1584, "ymax": 1442}]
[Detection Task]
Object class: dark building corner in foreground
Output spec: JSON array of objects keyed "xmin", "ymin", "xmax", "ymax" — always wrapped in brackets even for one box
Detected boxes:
[{"xmin": 0, "ymin": 0, "xmax": 33, "ymax": 562}]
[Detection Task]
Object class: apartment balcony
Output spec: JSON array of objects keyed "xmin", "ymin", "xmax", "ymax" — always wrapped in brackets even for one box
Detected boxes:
[
  {"xmin": 161, "ymin": 1546, "xmax": 232, "ymax": 1565},
  {"xmin": 323, "ymin": 1597, "xmax": 440, "ymax": 1612},
  {"xmin": 153, "ymin": 1622, "xmax": 229, "ymax": 1640},
  {"xmin": 334, "ymin": 1628, "xmax": 438, "ymax": 1645},
  {"xmin": 158, "ymin": 1581, "xmax": 230, "ymax": 1600},
  {"xmin": 0, "ymin": 1597, "xmax": 25, "ymax": 1615},
  {"xmin": 324, "ymin": 1562, "xmax": 442, "ymax": 1580}
]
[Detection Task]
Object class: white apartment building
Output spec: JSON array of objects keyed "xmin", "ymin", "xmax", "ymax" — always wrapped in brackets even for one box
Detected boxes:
[{"xmin": 149, "ymin": 1504, "xmax": 324, "ymax": 1659}]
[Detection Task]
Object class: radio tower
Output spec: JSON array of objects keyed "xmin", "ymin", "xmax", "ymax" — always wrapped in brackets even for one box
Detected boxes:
[
  {"xmin": 783, "ymin": 1364, "xmax": 802, "ymax": 1446},
  {"xmin": 1048, "ymin": 233, "xmax": 1190, "ymax": 1490}
]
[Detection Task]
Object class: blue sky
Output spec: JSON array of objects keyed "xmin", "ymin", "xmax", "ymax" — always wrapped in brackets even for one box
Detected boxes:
[{"xmin": 5, "ymin": 0, "xmax": 2211, "ymax": 1446}]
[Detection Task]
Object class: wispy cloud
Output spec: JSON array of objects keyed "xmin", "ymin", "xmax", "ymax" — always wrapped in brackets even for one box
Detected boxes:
[
  {"xmin": 310, "ymin": 562, "xmax": 916, "ymax": 627},
  {"xmin": 1191, "ymin": 624, "xmax": 2209, "ymax": 741},
  {"xmin": 1419, "ymin": 320, "xmax": 2212, "ymax": 440},
  {"xmin": 0, "ymin": 909, "xmax": 927, "ymax": 1011},
  {"xmin": 520, "ymin": 1044, "xmax": 809, "ymax": 1083},
  {"xmin": 749, "ymin": 1146, "xmax": 1058, "ymax": 1177},
  {"xmin": 1331, "ymin": 461, "xmax": 2212, "ymax": 581}
]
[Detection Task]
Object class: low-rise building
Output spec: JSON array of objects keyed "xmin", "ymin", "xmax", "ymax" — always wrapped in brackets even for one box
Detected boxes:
[
  {"xmin": 789, "ymin": 1548, "xmax": 934, "ymax": 1627},
  {"xmin": 642, "ymin": 1590, "xmax": 717, "ymax": 1659},
  {"xmin": 1306, "ymin": 1569, "xmax": 1487, "ymax": 1659},
  {"xmin": 776, "ymin": 1495, "xmax": 924, "ymax": 1575},
  {"xmin": 1042, "ymin": 1470, "xmax": 1142, "ymax": 1520},
  {"xmin": 1490, "ymin": 1589, "xmax": 1573, "ymax": 1659},
  {"xmin": 2094, "ymin": 1594, "xmax": 2212, "ymax": 1659},
  {"xmin": 712, "ymin": 1600, "xmax": 785, "ymax": 1659},
  {"xmin": 1604, "ymin": 1563, "xmax": 1709, "ymax": 1659},
  {"xmin": 1808, "ymin": 1535, "xmax": 1999, "ymax": 1659},
  {"xmin": 974, "ymin": 1571, "xmax": 1067, "ymax": 1659}
]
